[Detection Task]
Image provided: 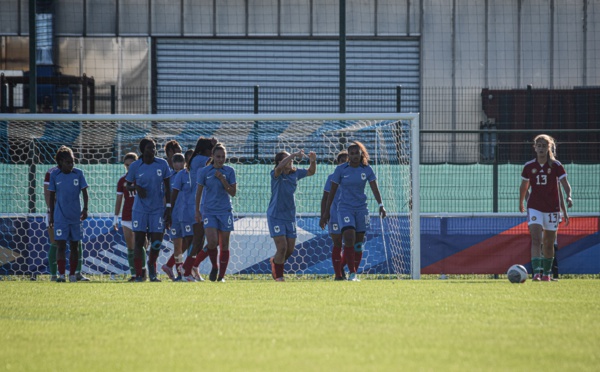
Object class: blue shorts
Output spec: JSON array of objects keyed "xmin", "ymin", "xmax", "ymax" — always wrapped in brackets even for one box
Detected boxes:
[
  {"xmin": 338, "ymin": 209, "xmax": 370, "ymax": 233},
  {"xmin": 132, "ymin": 210, "xmax": 165, "ymax": 233},
  {"xmin": 203, "ymin": 212, "xmax": 234, "ymax": 232},
  {"xmin": 169, "ymin": 220, "xmax": 194, "ymax": 239},
  {"xmin": 267, "ymin": 216, "xmax": 297, "ymax": 238},
  {"xmin": 328, "ymin": 207, "xmax": 341, "ymax": 235},
  {"xmin": 54, "ymin": 222, "xmax": 83, "ymax": 241}
]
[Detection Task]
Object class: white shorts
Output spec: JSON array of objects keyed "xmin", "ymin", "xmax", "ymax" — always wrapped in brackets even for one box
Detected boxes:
[
  {"xmin": 527, "ymin": 208, "xmax": 559, "ymax": 231},
  {"xmin": 121, "ymin": 220, "xmax": 133, "ymax": 230}
]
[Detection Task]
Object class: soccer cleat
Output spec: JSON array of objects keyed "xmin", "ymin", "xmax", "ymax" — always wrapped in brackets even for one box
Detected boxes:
[
  {"xmin": 134, "ymin": 276, "xmax": 145, "ymax": 282},
  {"xmin": 192, "ymin": 267, "xmax": 204, "ymax": 282},
  {"xmin": 216, "ymin": 277, "xmax": 226, "ymax": 283},
  {"xmin": 183, "ymin": 275, "xmax": 196, "ymax": 282},
  {"xmin": 334, "ymin": 276, "xmax": 345, "ymax": 281},
  {"xmin": 76, "ymin": 273, "xmax": 90, "ymax": 282},
  {"xmin": 551, "ymin": 277, "xmax": 559, "ymax": 282},
  {"xmin": 541, "ymin": 275, "xmax": 552, "ymax": 282},
  {"xmin": 209, "ymin": 267, "xmax": 219, "ymax": 282},
  {"xmin": 56, "ymin": 275, "xmax": 66, "ymax": 283},
  {"xmin": 348, "ymin": 272, "xmax": 360, "ymax": 282},
  {"xmin": 127, "ymin": 276, "xmax": 136, "ymax": 282},
  {"xmin": 50, "ymin": 275, "xmax": 58, "ymax": 282},
  {"xmin": 173, "ymin": 276, "xmax": 182, "ymax": 282},
  {"xmin": 162, "ymin": 265, "xmax": 175, "ymax": 281},
  {"xmin": 275, "ymin": 277, "xmax": 285, "ymax": 282},
  {"xmin": 269, "ymin": 257, "xmax": 276, "ymax": 280},
  {"xmin": 149, "ymin": 276, "xmax": 161, "ymax": 282},
  {"xmin": 69, "ymin": 275, "xmax": 77, "ymax": 283},
  {"xmin": 532, "ymin": 273, "xmax": 542, "ymax": 281}
]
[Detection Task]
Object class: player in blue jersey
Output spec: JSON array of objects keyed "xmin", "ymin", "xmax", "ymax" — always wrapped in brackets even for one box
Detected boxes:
[
  {"xmin": 195, "ymin": 143, "xmax": 237, "ymax": 282},
  {"xmin": 164, "ymin": 139, "xmax": 182, "ymax": 170},
  {"xmin": 320, "ymin": 150, "xmax": 349, "ymax": 280},
  {"xmin": 126, "ymin": 138, "xmax": 172, "ymax": 282},
  {"xmin": 48, "ymin": 146, "xmax": 89, "ymax": 283},
  {"xmin": 267, "ymin": 149, "xmax": 317, "ymax": 281},
  {"xmin": 319, "ymin": 141, "xmax": 386, "ymax": 281},
  {"xmin": 180, "ymin": 137, "xmax": 218, "ymax": 279},
  {"xmin": 164, "ymin": 152, "xmax": 199, "ymax": 281}
]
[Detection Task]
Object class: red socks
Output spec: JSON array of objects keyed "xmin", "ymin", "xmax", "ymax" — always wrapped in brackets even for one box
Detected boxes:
[
  {"xmin": 219, "ymin": 250, "xmax": 230, "ymax": 279},
  {"xmin": 134, "ymin": 257, "xmax": 144, "ymax": 278},
  {"xmin": 69, "ymin": 248, "xmax": 79, "ymax": 275},
  {"xmin": 208, "ymin": 249, "xmax": 218, "ymax": 269},
  {"xmin": 166, "ymin": 254, "xmax": 175, "ymax": 268},
  {"xmin": 57, "ymin": 258, "xmax": 66, "ymax": 275},
  {"xmin": 182, "ymin": 255, "xmax": 195, "ymax": 276},
  {"xmin": 354, "ymin": 251, "xmax": 363, "ymax": 272},
  {"xmin": 275, "ymin": 262, "xmax": 284, "ymax": 279},
  {"xmin": 343, "ymin": 246, "xmax": 356, "ymax": 273},
  {"xmin": 193, "ymin": 249, "xmax": 209, "ymax": 267},
  {"xmin": 332, "ymin": 246, "xmax": 342, "ymax": 278}
]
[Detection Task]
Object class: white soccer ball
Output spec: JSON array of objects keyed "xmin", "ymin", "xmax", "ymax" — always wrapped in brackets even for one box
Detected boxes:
[{"xmin": 507, "ymin": 264, "xmax": 528, "ymax": 284}]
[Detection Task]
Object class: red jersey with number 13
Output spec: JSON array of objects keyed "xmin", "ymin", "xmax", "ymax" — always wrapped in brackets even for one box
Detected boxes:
[
  {"xmin": 116, "ymin": 174, "xmax": 136, "ymax": 221},
  {"xmin": 521, "ymin": 159, "xmax": 566, "ymax": 213}
]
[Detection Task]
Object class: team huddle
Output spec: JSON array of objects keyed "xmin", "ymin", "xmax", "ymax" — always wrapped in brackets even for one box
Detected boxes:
[{"xmin": 45, "ymin": 135, "xmax": 386, "ymax": 282}]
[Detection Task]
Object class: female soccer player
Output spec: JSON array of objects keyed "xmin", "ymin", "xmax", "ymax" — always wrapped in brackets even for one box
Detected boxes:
[
  {"xmin": 319, "ymin": 141, "xmax": 386, "ymax": 281},
  {"xmin": 178, "ymin": 137, "xmax": 218, "ymax": 279},
  {"xmin": 44, "ymin": 165, "xmax": 59, "ymax": 281},
  {"xmin": 267, "ymin": 149, "xmax": 317, "ymax": 281},
  {"xmin": 164, "ymin": 139, "xmax": 183, "ymax": 170},
  {"xmin": 165, "ymin": 152, "xmax": 198, "ymax": 281},
  {"xmin": 126, "ymin": 138, "xmax": 172, "ymax": 282},
  {"xmin": 519, "ymin": 134, "xmax": 572, "ymax": 282},
  {"xmin": 320, "ymin": 150, "xmax": 348, "ymax": 280},
  {"xmin": 114, "ymin": 152, "xmax": 141, "ymax": 281},
  {"xmin": 195, "ymin": 143, "xmax": 236, "ymax": 282},
  {"xmin": 48, "ymin": 146, "xmax": 89, "ymax": 283}
]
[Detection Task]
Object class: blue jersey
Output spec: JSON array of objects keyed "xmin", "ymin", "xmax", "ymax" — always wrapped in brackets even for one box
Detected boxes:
[
  {"xmin": 267, "ymin": 168, "xmax": 309, "ymax": 221},
  {"xmin": 197, "ymin": 164, "xmax": 236, "ymax": 214},
  {"xmin": 190, "ymin": 154, "xmax": 211, "ymax": 210},
  {"xmin": 330, "ymin": 163, "xmax": 376, "ymax": 210},
  {"xmin": 324, "ymin": 173, "xmax": 342, "ymax": 213},
  {"xmin": 171, "ymin": 169, "xmax": 195, "ymax": 223},
  {"xmin": 48, "ymin": 168, "xmax": 88, "ymax": 224},
  {"xmin": 125, "ymin": 157, "xmax": 172, "ymax": 214}
]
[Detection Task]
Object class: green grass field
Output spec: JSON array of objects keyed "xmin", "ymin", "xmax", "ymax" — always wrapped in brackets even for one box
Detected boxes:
[{"xmin": 1, "ymin": 278, "xmax": 599, "ymax": 371}]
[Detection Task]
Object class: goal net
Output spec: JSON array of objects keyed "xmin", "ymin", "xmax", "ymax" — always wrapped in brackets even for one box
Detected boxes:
[{"xmin": 0, "ymin": 113, "xmax": 420, "ymax": 279}]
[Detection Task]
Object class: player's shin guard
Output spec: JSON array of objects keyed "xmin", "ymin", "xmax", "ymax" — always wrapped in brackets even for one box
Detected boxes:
[
  {"xmin": 147, "ymin": 240, "xmax": 162, "ymax": 279},
  {"xmin": 542, "ymin": 257, "xmax": 554, "ymax": 276},
  {"xmin": 127, "ymin": 250, "xmax": 135, "ymax": 276},
  {"xmin": 218, "ymin": 250, "xmax": 230, "ymax": 279},
  {"xmin": 166, "ymin": 254, "xmax": 176, "ymax": 268},
  {"xmin": 331, "ymin": 246, "xmax": 342, "ymax": 278},
  {"xmin": 354, "ymin": 242, "xmax": 364, "ymax": 272},
  {"xmin": 77, "ymin": 244, "xmax": 84, "ymax": 273},
  {"xmin": 208, "ymin": 248, "xmax": 218, "ymax": 269},
  {"xmin": 69, "ymin": 246, "xmax": 79, "ymax": 276},
  {"xmin": 182, "ymin": 255, "xmax": 195, "ymax": 276},
  {"xmin": 531, "ymin": 257, "xmax": 543, "ymax": 276},
  {"xmin": 343, "ymin": 246, "xmax": 356, "ymax": 273},
  {"xmin": 57, "ymin": 258, "xmax": 66, "ymax": 275},
  {"xmin": 48, "ymin": 243, "xmax": 58, "ymax": 276},
  {"xmin": 193, "ymin": 248, "xmax": 209, "ymax": 267},
  {"xmin": 275, "ymin": 262, "xmax": 284, "ymax": 279}
]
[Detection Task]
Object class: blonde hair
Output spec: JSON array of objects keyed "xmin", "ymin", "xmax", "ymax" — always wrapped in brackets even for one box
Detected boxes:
[{"xmin": 533, "ymin": 134, "xmax": 557, "ymax": 165}]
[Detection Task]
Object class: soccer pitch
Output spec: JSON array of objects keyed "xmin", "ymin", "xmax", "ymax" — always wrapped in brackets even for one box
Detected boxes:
[{"xmin": 1, "ymin": 279, "xmax": 599, "ymax": 371}]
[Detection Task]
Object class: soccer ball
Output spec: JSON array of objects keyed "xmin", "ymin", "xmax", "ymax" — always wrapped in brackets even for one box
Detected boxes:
[{"xmin": 507, "ymin": 264, "xmax": 528, "ymax": 283}]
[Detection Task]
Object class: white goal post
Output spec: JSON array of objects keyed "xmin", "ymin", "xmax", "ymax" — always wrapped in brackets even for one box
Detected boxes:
[{"xmin": 0, "ymin": 113, "xmax": 420, "ymax": 279}]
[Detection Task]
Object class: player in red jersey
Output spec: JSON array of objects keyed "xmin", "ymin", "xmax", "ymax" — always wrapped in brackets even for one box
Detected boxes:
[
  {"xmin": 114, "ymin": 152, "xmax": 148, "ymax": 281},
  {"xmin": 519, "ymin": 134, "xmax": 572, "ymax": 282}
]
